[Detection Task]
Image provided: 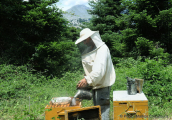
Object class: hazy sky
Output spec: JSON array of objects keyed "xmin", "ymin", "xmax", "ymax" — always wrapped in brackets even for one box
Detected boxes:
[{"xmin": 55, "ymin": 0, "xmax": 91, "ymax": 11}]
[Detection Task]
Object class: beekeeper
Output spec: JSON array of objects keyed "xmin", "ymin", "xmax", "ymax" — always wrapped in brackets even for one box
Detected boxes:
[{"xmin": 75, "ymin": 28, "xmax": 116, "ymax": 120}]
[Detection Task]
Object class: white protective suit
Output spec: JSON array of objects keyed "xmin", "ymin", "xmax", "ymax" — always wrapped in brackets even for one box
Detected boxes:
[{"xmin": 76, "ymin": 31, "xmax": 116, "ymax": 89}]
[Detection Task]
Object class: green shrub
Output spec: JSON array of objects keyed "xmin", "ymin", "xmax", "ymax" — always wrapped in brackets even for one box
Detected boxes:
[
  {"xmin": 135, "ymin": 37, "xmax": 154, "ymax": 56},
  {"xmin": 31, "ymin": 41, "xmax": 82, "ymax": 77},
  {"xmin": 112, "ymin": 57, "xmax": 172, "ymax": 117},
  {"xmin": 0, "ymin": 64, "xmax": 47, "ymax": 99},
  {"xmin": 141, "ymin": 59, "xmax": 172, "ymax": 105},
  {"xmin": 116, "ymin": 57, "xmax": 141, "ymax": 68},
  {"xmin": 0, "ymin": 67, "xmax": 85, "ymax": 119}
]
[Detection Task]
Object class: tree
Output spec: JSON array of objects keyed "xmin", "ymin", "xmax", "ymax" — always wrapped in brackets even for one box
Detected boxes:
[
  {"xmin": 0, "ymin": 0, "xmax": 67, "ymax": 64},
  {"xmin": 0, "ymin": 0, "xmax": 82, "ymax": 77},
  {"xmin": 84, "ymin": 0, "xmax": 126, "ymax": 62},
  {"xmin": 85, "ymin": 0, "xmax": 172, "ymax": 62},
  {"xmin": 118, "ymin": 0, "xmax": 172, "ymax": 57},
  {"xmin": 88, "ymin": 0, "xmax": 125, "ymax": 34}
]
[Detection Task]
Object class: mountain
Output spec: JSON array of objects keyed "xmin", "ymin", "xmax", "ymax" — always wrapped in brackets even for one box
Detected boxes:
[{"xmin": 63, "ymin": 5, "xmax": 92, "ymax": 20}]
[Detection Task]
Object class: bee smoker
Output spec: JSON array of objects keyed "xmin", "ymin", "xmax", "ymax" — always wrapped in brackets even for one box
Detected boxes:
[
  {"xmin": 71, "ymin": 85, "xmax": 92, "ymax": 106},
  {"xmin": 73, "ymin": 88, "xmax": 92, "ymax": 100},
  {"xmin": 126, "ymin": 77, "xmax": 137, "ymax": 95}
]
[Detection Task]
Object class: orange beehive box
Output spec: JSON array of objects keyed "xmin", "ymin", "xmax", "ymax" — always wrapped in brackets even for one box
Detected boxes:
[
  {"xmin": 57, "ymin": 106, "xmax": 101, "ymax": 120},
  {"xmin": 45, "ymin": 97, "xmax": 81, "ymax": 120},
  {"xmin": 45, "ymin": 105, "xmax": 82, "ymax": 120},
  {"xmin": 45, "ymin": 97, "xmax": 101, "ymax": 120},
  {"xmin": 113, "ymin": 91, "xmax": 148, "ymax": 120}
]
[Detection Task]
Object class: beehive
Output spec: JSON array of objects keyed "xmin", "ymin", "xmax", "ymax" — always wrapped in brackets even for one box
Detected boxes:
[
  {"xmin": 45, "ymin": 97, "xmax": 81, "ymax": 120},
  {"xmin": 113, "ymin": 91, "xmax": 148, "ymax": 120},
  {"xmin": 57, "ymin": 106, "xmax": 101, "ymax": 120},
  {"xmin": 45, "ymin": 97, "xmax": 101, "ymax": 120}
]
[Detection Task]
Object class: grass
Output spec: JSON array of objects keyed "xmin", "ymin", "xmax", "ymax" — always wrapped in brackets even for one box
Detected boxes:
[
  {"xmin": 1, "ymin": 63, "xmax": 172, "ymax": 119},
  {"xmin": 0, "ymin": 85, "xmax": 77, "ymax": 120}
]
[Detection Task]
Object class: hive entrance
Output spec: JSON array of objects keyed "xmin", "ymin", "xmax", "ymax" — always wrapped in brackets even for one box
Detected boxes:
[{"xmin": 49, "ymin": 103, "xmax": 71, "ymax": 107}]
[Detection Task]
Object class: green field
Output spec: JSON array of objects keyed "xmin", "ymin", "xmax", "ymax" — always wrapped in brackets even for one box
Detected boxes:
[{"xmin": 1, "ymin": 61, "xmax": 172, "ymax": 120}]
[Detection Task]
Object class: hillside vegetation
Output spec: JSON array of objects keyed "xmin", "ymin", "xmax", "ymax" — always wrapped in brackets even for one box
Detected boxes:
[{"xmin": 0, "ymin": 0, "xmax": 172, "ymax": 119}]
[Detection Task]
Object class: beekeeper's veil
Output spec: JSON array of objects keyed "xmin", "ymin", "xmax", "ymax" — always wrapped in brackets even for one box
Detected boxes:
[{"xmin": 75, "ymin": 28, "xmax": 104, "ymax": 55}]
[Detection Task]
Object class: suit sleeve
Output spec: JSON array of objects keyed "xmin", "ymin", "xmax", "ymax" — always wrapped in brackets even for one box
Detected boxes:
[{"xmin": 85, "ymin": 46, "xmax": 108, "ymax": 86}]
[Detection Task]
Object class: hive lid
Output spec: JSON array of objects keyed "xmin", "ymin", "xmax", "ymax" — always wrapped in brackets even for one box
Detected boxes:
[
  {"xmin": 113, "ymin": 90, "xmax": 148, "ymax": 101},
  {"xmin": 51, "ymin": 97, "xmax": 71, "ymax": 104}
]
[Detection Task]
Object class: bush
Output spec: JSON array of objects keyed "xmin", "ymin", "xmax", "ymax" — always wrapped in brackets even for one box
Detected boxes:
[
  {"xmin": 114, "ymin": 58, "xmax": 172, "ymax": 108},
  {"xmin": 31, "ymin": 41, "xmax": 82, "ymax": 77},
  {"xmin": 0, "ymin": 64, "xmax": 47, "ymax": 99},
  {"xmin": 116, "ymin": 57, "xmax": 141, "ymax": 68},
  {"xmin": 135, "ymin": 37, "xmax": 154, "ymax": 56},
  {"xmin": 1, "ymin": 61, "xmax": 172, "ymax": 118}
]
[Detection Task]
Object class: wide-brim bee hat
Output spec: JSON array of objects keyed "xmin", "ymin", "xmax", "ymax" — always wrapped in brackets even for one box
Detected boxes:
[{"xmin": 75, "ymin": 28, "xmax": 98, "ymax": 45}]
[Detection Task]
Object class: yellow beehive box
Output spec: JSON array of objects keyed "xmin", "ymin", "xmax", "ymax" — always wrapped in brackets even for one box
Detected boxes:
[
  {"xmin": 58, "ymin": 106, "xmax": 101, "ymax": 120},
  {"xmin": 113, "ymin": 91, "xmax": 148, "ymax": 120},
  {"xmin": 45, "ymin": 98, "xmax": 82, "ymax": 120},
  {"xmin": 45, "ymin": 98, "xmax": 101, "ymax": 120},
  {"xmin": 45, "ymin": 105, "xmax": 81, "ymax": 120}
]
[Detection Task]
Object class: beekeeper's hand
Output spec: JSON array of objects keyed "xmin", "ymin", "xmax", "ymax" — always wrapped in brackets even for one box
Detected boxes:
[{"xmin": 77, "ymin": 78, "xmax": 88, "ymax": 88}]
